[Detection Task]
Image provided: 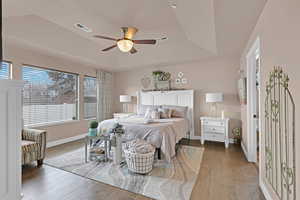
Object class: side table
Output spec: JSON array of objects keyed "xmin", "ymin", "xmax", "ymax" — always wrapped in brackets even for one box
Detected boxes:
[{"xmin": 85, "ymin": 134, "xmax": 111, "ymax": 163}]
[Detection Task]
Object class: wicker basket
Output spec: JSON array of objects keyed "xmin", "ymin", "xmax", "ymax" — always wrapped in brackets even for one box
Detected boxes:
[{"xmin": 124, "ymin": 148, "xmax": 155, "ymax": 174}]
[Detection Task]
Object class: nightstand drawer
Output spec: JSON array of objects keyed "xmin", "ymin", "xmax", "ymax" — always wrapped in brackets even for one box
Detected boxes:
[
  {"xmin": 204, "ymin": 133, "xmax": 225, "ymax": 142},
  {"xmin": 203, "ymin": 120, "xmax": 225, "ymax": 127},
  {"xmin": 204, "ymin": 126, "xmax": 225, "ymax": 134}
]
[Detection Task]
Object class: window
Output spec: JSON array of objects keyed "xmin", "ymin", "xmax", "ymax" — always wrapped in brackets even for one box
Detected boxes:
[
  {"xmin": 83, "ymin": 76, "xmax": 97, "ymax": 119},
  {"xmin": 22, "ymin": 65, "xmax": 78, "ymax": 126},
  {"xmin": 0, "ymin": 61, "xmax": 11, "ymax": 79}
]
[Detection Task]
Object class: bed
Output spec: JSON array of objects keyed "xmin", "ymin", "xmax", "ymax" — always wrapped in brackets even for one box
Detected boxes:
[{"xmin": 98, "ymin": 90, "xmax": 194, "ymax": 162}]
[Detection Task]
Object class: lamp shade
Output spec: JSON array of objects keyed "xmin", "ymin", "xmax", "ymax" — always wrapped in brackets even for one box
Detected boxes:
[
  {"xmin": 206, "ymin": 93, "xmax": 224, "ymax": 103},
  {"xmin": 120, "ymin": 95, "xmax": 132, "ymax": 103}
]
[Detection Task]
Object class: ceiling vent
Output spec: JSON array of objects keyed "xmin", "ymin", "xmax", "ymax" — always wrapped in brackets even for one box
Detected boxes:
[{"xmin": 74, "ymin": 23, "xmax": 92, "ymax": 33}]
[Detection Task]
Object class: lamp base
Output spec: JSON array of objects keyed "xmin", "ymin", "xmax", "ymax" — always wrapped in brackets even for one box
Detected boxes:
[{"xmin": 209, "ymin": 103, "xmax": 219, "ymax": 118}]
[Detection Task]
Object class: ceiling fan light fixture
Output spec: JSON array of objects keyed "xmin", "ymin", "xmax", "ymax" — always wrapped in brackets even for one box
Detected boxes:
[{"xmin": 117, "ymin": 39, "xmax": 133, "ymax": 52}]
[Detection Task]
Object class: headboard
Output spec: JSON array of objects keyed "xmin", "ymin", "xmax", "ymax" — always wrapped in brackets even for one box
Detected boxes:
[{"xmin": 137, "ymin": 90, "xmax": 195, "ymax": 139}]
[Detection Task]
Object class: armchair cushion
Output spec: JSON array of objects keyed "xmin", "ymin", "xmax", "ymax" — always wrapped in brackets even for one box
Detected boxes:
[
  {"xmin": 22, "ymin": 129, "xmax": 47, "ymax": 165},
  {"xmin": 22, "ymin": 140, "xmax": 40, "ymax": 153}
]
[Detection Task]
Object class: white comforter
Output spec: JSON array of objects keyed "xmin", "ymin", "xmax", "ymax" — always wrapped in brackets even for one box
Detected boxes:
[{"xmin": 98, "ymin": 115, "xmax": 189, "ymax": 162}]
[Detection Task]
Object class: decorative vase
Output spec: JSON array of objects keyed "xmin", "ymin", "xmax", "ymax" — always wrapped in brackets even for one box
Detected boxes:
[
  {"xmin": 88, "ymin": 128, "xmax": 97, "ymax": 136},
  {"xmin": 113, "ymin": 135, "xmax": 122, "ymax": 165}
]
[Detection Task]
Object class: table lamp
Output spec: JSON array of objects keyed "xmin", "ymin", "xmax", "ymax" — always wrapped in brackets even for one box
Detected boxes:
[
  {"xmin": 120, "ymin": 95, "xmax": 132, "ymax": 113},
  {"xmin": 206, "ymin": 93, "xmax": 224, "ymax": 117}
]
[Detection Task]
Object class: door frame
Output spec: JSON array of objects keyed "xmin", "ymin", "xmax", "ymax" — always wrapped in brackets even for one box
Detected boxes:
[{"xmin": 246, "ymin": 37, "xmax": 261, "ymax": 163}]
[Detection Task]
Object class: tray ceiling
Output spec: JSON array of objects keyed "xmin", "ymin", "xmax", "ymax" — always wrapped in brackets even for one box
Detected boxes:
[{"xmin": 3, "ymin": 0, "xmax": 266, "ymax": 71}]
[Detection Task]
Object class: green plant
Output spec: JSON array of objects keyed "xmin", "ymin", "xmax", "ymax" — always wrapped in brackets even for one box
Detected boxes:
[
  {"xmin": 152, "ymin": 71, "xmax": 171, "ymax": 81},
  {"xmin": 89, "ymin": 121, "xmax": 98, "ymax": 129},
  {"xmin": 232, "ymin": 127, "xmax": 241, "ymax": 144},
  {"xmin": 232, "ymin": 127, "xmax": 241, "ymax": 139},
  {"xmin": 152, "ymin": 70, "xmax": 164, "ymax": 76}
]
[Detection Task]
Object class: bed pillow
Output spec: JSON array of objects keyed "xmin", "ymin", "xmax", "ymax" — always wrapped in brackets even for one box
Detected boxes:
[
  {"xmin": 137, "ymin": 105, "xmax": 159, "ymax": 116},
  {"xmin": 144, "ymin": 107, "xmax": 160, "ymax": 119},
  {"xmin": 144, "ymin": 107, "xmax": 153, "ymax": 119},
  {"xmin": 151, "ymin": 110, "xmax": 160, "ymax": 119},
  {"xmin": 158, "ymin": 107, "xmax": 172, "ymax": 118},
  {"xmin": 162, "ymin": 105, "xmax": 188, "ymax": 118}
]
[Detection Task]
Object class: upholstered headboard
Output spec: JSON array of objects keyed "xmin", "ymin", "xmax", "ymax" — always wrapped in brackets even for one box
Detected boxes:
[{"xmin": 137, "ymin": 90, "xmax": 194, "ymax": 139}]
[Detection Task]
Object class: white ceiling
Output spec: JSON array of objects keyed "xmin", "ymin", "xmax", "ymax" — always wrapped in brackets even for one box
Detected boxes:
[{"xmin": 3, "ymin": 0, "xmax": 266, "ymax": 72}]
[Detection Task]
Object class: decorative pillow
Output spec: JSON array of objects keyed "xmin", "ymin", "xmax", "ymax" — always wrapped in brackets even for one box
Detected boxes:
[
  {"xmin": 144, "ymin": 108, "xmax": 153, "ymax": 119},
  {"xmin": 144, "ymin": 107, "xmax": 160, "ymax": 119},
  {"xmin": 151, "ymin": 110, "xmax": 160, "ymax": 119},
  {"xmin": 162, "ymin": 105, "xmax": 188, "ymax": 118},
  {"xmin": 158, "ymin": 108, "xmax": 172, "ymax": 118}
]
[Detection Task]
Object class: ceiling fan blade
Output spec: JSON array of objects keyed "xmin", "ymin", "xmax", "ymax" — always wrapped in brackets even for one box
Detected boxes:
[
  {"xmin": 94, "ymin": 35, "xmax": 118, "ymax": 41},
  {"xmin": 122, "ymin": 27, "xmax": 138, "ymax": 39},
  {"xmin": 102, "ymin": 44, "xmax": 117, "ymax": 51},
  {"xmin": 133, "ymin": 39, "xmax": 156, "ymax": 44},
  {"xmin": 130, "ymin": 47, "xmax": 138, "ymax": 54}
]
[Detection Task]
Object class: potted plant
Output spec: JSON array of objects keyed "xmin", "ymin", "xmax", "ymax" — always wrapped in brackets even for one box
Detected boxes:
[
  {"xmin": 152, "ymin": 70, "xmax": 171, "ymax": 90},
  {"xmin": 232, "ymin": 127, "xmax": 242, "ymax": 144},
  {"xmin": 152, "ymin": 70, "xmax": 164, "ymax": 81},
  {"xmin": 88, "ymin": 121, "xmax": 98, "ymax": 136}
]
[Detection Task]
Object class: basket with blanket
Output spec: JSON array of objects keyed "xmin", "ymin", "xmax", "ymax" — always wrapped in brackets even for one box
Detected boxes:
[{"xmin": 124, "ymin": 139, "xmax": 155, "ymax": 174}]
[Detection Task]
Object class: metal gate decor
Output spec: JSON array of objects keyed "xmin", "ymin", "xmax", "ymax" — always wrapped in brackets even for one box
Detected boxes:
[{"xmin": 265, "ymin": 67, "xmax": 296, "ymax": 200}]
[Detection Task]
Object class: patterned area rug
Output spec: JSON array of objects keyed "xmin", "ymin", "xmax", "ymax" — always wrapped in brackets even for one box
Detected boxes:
[{"xmin": 45, "ymin": 145, "xmax": 204, "ymax": 200}]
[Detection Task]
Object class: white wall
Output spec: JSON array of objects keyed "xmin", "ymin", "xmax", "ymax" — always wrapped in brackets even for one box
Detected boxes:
[{"xmin": 240, "ymin": 0, "xmax": 300, "ymax": 198}]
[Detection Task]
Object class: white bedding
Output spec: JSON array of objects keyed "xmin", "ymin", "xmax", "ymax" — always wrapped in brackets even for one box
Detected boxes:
[{"xmin": 98, "ymin": 115, "xmax": 189, "ymax": 162}]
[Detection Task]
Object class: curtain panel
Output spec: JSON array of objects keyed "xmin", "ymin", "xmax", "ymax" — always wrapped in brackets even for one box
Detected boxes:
[{"xmin": 96, "ymin": 70, "xmax": 113, "ymax": 122}]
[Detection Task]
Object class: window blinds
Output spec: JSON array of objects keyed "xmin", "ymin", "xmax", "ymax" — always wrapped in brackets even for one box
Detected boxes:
[
  {"xmin": 83, "ymin": 76, "xmax": 97, "ymax": 119},
  {"xmin": 22, "ymin": 66, "xmax": 78, "ymax": 126},
  {"xmin": 0, "ymin": 62, "xmax": 10, "ymax": 79}
]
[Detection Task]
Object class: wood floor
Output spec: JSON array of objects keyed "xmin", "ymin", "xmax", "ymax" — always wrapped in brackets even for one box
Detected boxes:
[{"xmin": 22, "ymin": 140, "xmax": 265, "ymax": 200}]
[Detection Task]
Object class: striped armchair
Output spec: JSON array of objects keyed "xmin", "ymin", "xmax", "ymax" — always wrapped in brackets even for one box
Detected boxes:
[{"xmin": 22, "ymin": 129, "xmax": 47, "ymax": 166}]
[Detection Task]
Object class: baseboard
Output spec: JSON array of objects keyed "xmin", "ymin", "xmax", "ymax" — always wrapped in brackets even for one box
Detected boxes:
[
  {"xmin": 47, "ymin": 133, "xmax": 87, "ymax": 148},
  {"xmin": 196, "ymin": 137, "xmax": 236, "ymax": 144},
  {"xmin": 260, "ymin": 181, "xmax": 273, "ymax": 200},
  {"xmin": 241, "ymin": 141, "xmax": 249, "ymax": 161}
]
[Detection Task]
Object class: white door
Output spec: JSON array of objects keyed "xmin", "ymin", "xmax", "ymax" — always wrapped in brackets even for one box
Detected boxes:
[
  {"xmin": 0, "ymin": 80, "xmax": 24, "ymax": 200},
  {"xmin": 246, "ymin": 38, "xmax": 261, "ymax": 163}
]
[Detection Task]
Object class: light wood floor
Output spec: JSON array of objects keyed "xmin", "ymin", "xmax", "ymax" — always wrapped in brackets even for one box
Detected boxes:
[{"xmin": 22, "ymin": 140, "xmax": 265, "ymax": 200}]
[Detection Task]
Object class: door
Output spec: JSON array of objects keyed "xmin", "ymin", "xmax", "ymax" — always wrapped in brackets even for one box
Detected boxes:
[{"xmin": 246, "ymin": 38, "xmax": 261, "ymax": 163}]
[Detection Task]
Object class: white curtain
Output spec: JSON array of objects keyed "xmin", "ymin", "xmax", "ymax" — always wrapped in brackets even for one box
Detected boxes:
[{"xmin": 96, "ymin": 70, "xmax": 113, "ymax": 122}]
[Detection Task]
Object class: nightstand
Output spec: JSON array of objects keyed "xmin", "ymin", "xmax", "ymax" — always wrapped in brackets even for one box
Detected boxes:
[
  {"xmin": 200, "ymin": 117, "xmax": 230, "ymax": 148},
  {"xmin": 113, "ymin": 113, "xmax": 134, "ymax": 119}
]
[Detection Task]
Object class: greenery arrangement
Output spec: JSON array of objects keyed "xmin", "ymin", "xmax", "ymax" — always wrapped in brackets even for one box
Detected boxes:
[
  {"xmin": 89, "ymin": 121, "xmax": 99, "ymax": 129},
  {"xmin": 152, "ymin": 70, "xmax": 171, "ymax": 81}
]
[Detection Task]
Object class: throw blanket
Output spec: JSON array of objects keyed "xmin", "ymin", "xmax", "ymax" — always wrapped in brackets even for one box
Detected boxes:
[
  {"xmin": 124, "ymin": 139, "xmax": 155, "ymax": 154},
  {"xmin": 98, "ymin": 115, "xmax": 188, "ymax": 162}
]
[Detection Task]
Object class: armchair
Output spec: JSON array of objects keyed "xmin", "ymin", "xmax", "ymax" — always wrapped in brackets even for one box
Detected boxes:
[{"xmin": 22, "ymin": 128, "xmax": 47, "ymax": 166}]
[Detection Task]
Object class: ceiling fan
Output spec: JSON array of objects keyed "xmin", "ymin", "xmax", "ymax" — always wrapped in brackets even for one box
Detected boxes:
[{"xmin": 93, "ymin": 27, "xmax": 157, "ymax": 54}]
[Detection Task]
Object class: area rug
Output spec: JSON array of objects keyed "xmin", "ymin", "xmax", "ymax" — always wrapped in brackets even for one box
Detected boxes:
[{"xmin": 45, "ymin": 145, "xmax": 204, "ymax": 200}]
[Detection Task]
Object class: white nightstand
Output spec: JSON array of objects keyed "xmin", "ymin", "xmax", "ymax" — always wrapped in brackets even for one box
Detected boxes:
[
  {"xmin": 200, "ymin": 117, "xmax": 230, "ymax": 148},
  {"xmin": 113, "ymin": 113, "xmax": 134, "ymax": 119}
]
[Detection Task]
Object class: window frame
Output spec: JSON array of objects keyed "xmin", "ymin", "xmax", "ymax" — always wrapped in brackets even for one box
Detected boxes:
[
  {"xmin": 22, "ymin": 64, "xmax": 80, "ymax": 127},
  {"xmin": 83, "ymin": 75, "xmax": 97, "ymax": 120},
  {"xmin": 0, "ymin": 61, "xmax": 12, "ymax": 79}
]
